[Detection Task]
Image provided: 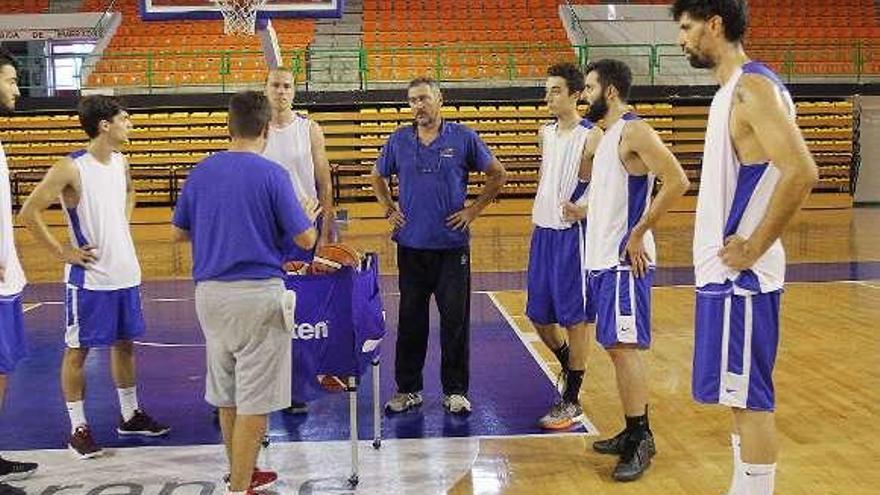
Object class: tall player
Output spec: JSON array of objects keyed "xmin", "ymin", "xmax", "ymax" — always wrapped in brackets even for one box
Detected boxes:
[
  {"xmin": 527, "ymin": 62, "xmax": 602, "ymax": 430},
  {"xmin": 583, "ymin": 59, "xmax": 689, "ymax": 481},
  {"xmin": 19, "ymin": 95, "xmax": 170, "ymax": 459},
  {"xmin": 263, "ymin": 67, "xmax": 333, "ymax": 415},
  {"xmin": 0, "ymin": 51, "xmax": 38, "ymax": 490},
  {"xmin": 673, "ymin": 1, "xmax": 818, "ymax": 494},
  {"xmin": 264, "ymin": 67, "xmax": 333, "ymax": 248}
]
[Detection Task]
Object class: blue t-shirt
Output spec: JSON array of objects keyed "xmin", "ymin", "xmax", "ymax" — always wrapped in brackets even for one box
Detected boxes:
[
  {"xmin": 172, "ymin": 151, "xmax": 313, "ymax": 282},
  {"xmin": 376, "ymin": 121, "xmax": 494, "ymax": 249}
]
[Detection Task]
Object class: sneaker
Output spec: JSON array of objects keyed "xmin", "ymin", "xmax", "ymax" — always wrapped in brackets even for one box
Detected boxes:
[
  {"xmin": 69, "ymin": 425, "xmax": 103, "ymax": 459},
  {"xmin": 592, "ymin": 428, "xmax": 656, "ymax": 456},
  {"xmin": 282, "ymin": 401, "xmax": 308, "ymax": 415},
  {"xmin": 0, "ymin": 457, "xmax": 37, "ymax": 483},
  {"xmin": 0, "ymin": 457, "xmax": 37, "ymax": 482},
  {"xmin": 118, "ymin": 409, "xmax": 171, "ymax": 437},
  {"xmin": 442, "ymin": 394, "xmax": 472, "ymax": 415},
  {"xmin": 612, "ymin": 432, "xmax": 655, "ymax": 482},
  {"xmin": 0, "ymin": 482, "xmax": 25, "ymax": 495},
  {"xmin": 538, "ymin": 401, "xmax": 583, "ymax": 430},
  {"xmin": 223, "ymin": 467, "xmax": 278, "ymax": 490},
  {"xmin": 384, "ymin": 392, "xmax": 423, "ymax": 414}
]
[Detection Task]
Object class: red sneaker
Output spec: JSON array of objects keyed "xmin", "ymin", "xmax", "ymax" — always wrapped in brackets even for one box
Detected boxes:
[{"xmin": 224, "ymin": 467, "xmax": 278, "ymax": 490}]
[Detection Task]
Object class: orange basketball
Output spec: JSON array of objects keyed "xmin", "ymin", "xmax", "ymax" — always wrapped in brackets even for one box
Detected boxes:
[
  {"xmin": 317, "ymin": 374, "xmax": 347, "ymax": 393},
  {"xmin": 283, "ymin": 260, "xmax": 310, "ymax": 275},
  {"xmin": 309, "ymin": 243, "xmax": 362, "ymax": 274}
]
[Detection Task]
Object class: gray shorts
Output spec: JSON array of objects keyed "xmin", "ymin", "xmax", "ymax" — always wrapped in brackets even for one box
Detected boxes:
[{"xmin": 195, "ymin": 278, "xmax": 291, "ymax": 415}]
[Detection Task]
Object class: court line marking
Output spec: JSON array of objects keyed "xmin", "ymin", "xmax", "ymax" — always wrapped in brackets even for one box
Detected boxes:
[
  {"xmin": 486, "ymin": 291, "xmax": 599, "ymax": 436},
  {"xmin": 23, "ymin": 303, "xmax": 43, "ymax": 313}
]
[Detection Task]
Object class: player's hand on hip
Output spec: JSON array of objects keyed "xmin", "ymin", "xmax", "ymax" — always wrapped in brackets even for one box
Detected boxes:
[
  {"xmin": 624, "ymin": 229, "xmax": 651, "ymax": 278},
  {"xmin": 386, "ymin": 205, "xmax": 406, "ymax": 229},
  {"xmin": 561, "ymin": 201, "xmax": 587, "ymax": 222},
  {"xmin": 719, "ymin": 235, "xmax": 758, "ymax": 271},
  {"xmin": 300, "ymin": 196, "xmax": 322, "ymax": 224},
  {"xmin": 61, "ymin": 244, "xmax": 98, "ymax": 267},
  {"xmin": 446, "ymin": 205, "xmax": 478, "ymax": 231}
]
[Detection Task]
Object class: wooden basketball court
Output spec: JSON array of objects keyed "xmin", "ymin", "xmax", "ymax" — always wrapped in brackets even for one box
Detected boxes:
[{"xmin": 13, "ymin": 206, "xmax": 879, "ymax": 494}]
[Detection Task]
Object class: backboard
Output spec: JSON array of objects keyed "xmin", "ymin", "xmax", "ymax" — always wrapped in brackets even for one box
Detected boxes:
[{"xmin": 139, "ymin": 0, "xmax": 344, "ymax": 20}]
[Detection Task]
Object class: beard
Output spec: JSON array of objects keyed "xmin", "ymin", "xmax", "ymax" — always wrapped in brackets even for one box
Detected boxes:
[
  {"xmin": 585, "ymin": 94, "xmax": 609, "ymax": 123},
  {"xmin": 686, "ymin": 50, "xmax": 715, "ymax": 69}
]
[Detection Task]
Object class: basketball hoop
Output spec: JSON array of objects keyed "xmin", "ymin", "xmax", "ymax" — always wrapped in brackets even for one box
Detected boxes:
[{"xmin": 214, "ymin": 0, "xmax": 269, "ymax": 36}]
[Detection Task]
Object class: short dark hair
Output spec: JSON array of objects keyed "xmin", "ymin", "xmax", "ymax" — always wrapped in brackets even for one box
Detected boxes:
[
  {"xmin": 0, "ymin": 46, "xmax": 18, "ymax": 72},
  {"xmin": 547, "ymin": 62, "xmax": 585, "ymax": 94},
  {"xmin": 408, "ymin": 76, "xmax": 440, "ymax": 93},
  {"xmin": 78, "ymin": 95, "xmax": 126, "ymax": 139},
  {"xmin": 671, "ymin": 0, "xmax": 748, "ymax": 42},
  {"xmin": 228, "ymin": 90, "xmax": 270, "ymax": 139},
  {"xmin": 584, "ymin": 59, "xmax": 633, "ymax": 102}
]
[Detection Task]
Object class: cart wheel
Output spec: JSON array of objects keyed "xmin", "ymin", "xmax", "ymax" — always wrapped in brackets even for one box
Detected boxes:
[{"xmin": 347, "ymin": 474, "xmax": 360, "ymax": 487}]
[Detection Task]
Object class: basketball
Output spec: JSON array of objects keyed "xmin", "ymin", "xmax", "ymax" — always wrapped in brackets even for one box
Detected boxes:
[
  {"xmin": 317, "ymin": 374, "xmax": 347, "ymax": 393},
  {"xmin": 283, "ymin": 260, "xmax": 309, "ymax": 275},
  {"xmin": 309, "ymin": 243, "xmax": 362, "ymax": 274}
]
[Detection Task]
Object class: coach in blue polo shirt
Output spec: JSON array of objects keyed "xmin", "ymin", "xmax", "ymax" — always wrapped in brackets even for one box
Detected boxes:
[{"xmin": 372, "ymin": 77, "xmax": 507, "ymax": 415}]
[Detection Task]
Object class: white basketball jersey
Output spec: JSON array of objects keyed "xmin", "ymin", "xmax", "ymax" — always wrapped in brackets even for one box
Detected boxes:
[
  {"xmin": 0, "ymin": 140, "xmax": 26, "ymax": 296},
  {"xmin": 532, "ymin": 119, "xmax": 592, "ymax": 230},
  {"xmin": 693, "ymin": 62, "xmax": 794, "ymax": 293},
  {"xmin": 263, "ymin": 114, "xmax": 317, "ymax": 200},
  {"xmin": 585, "ymin": 113, "xmax": 656, "ymax": 271},
  {"xmin": 63, "ymin": 150, "xmax": 141, "ymax": 290}
]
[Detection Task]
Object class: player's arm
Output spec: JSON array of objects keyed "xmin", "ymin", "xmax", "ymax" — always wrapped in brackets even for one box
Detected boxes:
[
  {"xmin": 624, "ymin": 120, "xmax": 690, "ymax": 276},
  {"xmin": 123, "ymin": 156, "xmax": 136, "ymax": 221},
  {"xmin": 171, "ymin": 226, "xmax": 189, "ymax": 243},
  {"xmin": 562, "ymin": 126, "xmax": 603, "ymax": 222},
  {"xmin": 292, "ymin": 196, "xmax": 320, "ymax": 250},
  {"xmin": 465, "ymin": 157, "xmax": 506, "ymax": 215},
  {"xmin": 720, "ymin": 75, "xmax": 819, "ymax": 270},
  {"xmin": 18, "ymin": 158, "xmax": 96, "ymax": 266},
  {"xmin": 309, "ymin": 121, "xmax": 334, "ymax": 244}
]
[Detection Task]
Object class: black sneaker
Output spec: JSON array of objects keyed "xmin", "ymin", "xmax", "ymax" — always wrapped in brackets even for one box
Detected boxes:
[
  {"xmin": 612, "ymin": 432, "xmax": 655, "ymax": 482},
  {"xmin": 0, "ymin": 482, "xmax": 25, "ymax": 495},
  {"xmin": 0, "ymin": 456, "xmax": 37, "ymax": 482},
  {"xmin": 282, "ymin": 401, "xmax": 308, "ymax": 415},
  {"xmin": 592, "ymin": 428, "xmax": 656, "ymax": 456},
  {"xmin": 117, "ymin": 409, "xmax": 171, "ymax": 437}
]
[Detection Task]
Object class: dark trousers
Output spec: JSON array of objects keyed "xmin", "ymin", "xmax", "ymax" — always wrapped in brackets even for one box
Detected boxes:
[{"xmin": 395, "ymin": 244, "xmax": 471, "ymax": 396}]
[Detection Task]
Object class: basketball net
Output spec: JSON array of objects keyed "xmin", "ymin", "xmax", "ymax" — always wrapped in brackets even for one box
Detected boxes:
[{"xmin": 214, "ymin": 0, "xmax": 269, "ymax": 35}]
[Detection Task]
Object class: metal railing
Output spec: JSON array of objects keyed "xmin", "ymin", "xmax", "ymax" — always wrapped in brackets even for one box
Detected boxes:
[{"xmin": 10, "ymin": 40, "xmax": 880, "ymax": 94}]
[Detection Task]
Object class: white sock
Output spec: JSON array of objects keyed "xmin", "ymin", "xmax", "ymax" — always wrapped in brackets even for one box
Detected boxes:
[
  {"xmin": 742, "ymin": 462, "xmax": 776, "ymax": 495},
  {"xmin": 66, "ymin": 401, "xmax": 87, "ymax": 432},
  {"xmin": 225, "ymin": 491, "xmax": 246, "ymax": 495},
  {"xmin": 727, "ymin": 433, "xmax": 746, "ymax": 495},
  {"xmin": 117, "ymin": 387, "xmax": 139, "ymax": 422}
]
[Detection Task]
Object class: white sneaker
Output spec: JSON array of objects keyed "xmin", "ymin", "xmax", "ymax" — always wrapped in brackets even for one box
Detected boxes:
[
  {"xmin": 443, "ymin": 394, "xmax": 472, "ymax": 414},
  {"xmin": 384, "ymin": 392, "xmax": 423, "ymax": 413}
]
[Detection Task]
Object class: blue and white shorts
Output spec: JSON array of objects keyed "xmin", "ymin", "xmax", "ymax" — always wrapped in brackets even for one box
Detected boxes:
[
  {"xmin": 65, "ymin": 285, "xmax": 146, "ymax": 348},
  {"xmin": 0, "ymin": 292, "xmax": 27, "ymax": 373},
  {"xmin": 526, "ymin": 224, "xmax": 594, "ymax": 327},
  {"xmin": 692, "ymin": 282, "xmax": 781, "ymax": 411},
  {"xmin": 589, "ymin": 266, "xmax": 653, "ymax": 349}
]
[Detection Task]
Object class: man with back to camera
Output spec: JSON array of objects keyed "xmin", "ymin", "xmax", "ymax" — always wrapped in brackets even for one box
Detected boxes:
[
  {"xmin": 673, "ymin": 1, "xmax": 818, "ymax": 493},
  {"xmin": 172, "ymin": 91, "xmax": 319, "ymax": 495},
  {"xmin": 371, "ymin": 77, "xmax": 507, "ymax": 415}
]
